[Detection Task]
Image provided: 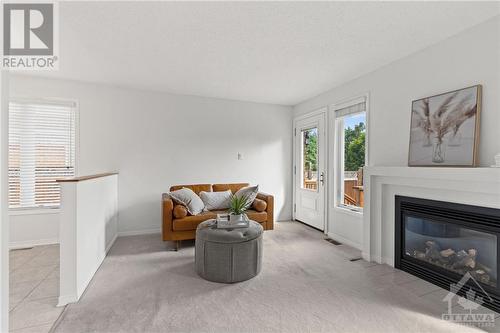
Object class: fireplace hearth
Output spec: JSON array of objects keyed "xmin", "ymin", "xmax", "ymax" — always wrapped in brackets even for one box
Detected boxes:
[{"xmin": 395, "ymin": 196, "xmax": 500, "ymax": 312}]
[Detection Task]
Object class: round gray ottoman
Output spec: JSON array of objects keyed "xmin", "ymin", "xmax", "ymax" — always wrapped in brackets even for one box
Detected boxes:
[{"xmin": 195, "ymin": 219, "xmax": 263, "ymax": 283}]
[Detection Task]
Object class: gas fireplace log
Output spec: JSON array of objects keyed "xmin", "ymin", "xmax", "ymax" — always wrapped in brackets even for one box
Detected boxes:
[
  {"xmin": 438, "ymin": 248, "xmax": 457, "ymax": 265},
  {"xmin": 440, "ymin": 249, "xmax": 455, "ymax": 258},
  {"xmin": 476, "ymin": 262, "xmax": 492, "ymax": 274},
  {"xmin": 467, "ymin": 249, "xmax": 478, "ymax": 269},
  {"xmin": 410, "ymin": 241, "xmax": 495, "ymax": 287},
  {"xmin": 471, "ymin": 269, "xmax": 491, "ymax": 284},
  {"xmin": 452, "ymin": 249, "xmax": 477, "ymax": 270},
  {"xmin": 414, "ymin": 250, "xmax": 426, "ymax": 260},
  {"xmin": 425, "ymin": 240, "xmax": 442, "ymax": 261}
]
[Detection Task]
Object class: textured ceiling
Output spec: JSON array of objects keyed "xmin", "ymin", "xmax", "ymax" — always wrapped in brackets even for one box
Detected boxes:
[{"xmin": 27, "ymin": 2, "xmax": 500, "ymax": 105}]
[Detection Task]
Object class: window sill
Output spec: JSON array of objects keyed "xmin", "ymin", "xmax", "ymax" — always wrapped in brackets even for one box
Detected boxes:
[
  {"xmin": 9, "ymin": 208, "xmax": 60, "ymax": 216},
  {"xmin": 334, "ymin": 206, "xmax": 363, "ymax": 217}
]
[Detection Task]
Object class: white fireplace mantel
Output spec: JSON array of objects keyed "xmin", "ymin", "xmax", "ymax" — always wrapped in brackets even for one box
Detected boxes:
[{"xmin": 362, "ymin": 166, "xmax": 500, "ymax": 266}]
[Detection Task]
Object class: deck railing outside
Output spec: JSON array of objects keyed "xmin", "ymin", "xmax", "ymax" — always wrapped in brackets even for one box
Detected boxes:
[{"xmin": 302, "ymin": 171, "xmax": 364, "ymax": 208}]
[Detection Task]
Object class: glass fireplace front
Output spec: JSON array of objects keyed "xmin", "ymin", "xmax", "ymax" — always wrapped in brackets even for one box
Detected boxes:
[{"xmin": 404, "ymin": 215, "xmax": 497, "ymax": 288}]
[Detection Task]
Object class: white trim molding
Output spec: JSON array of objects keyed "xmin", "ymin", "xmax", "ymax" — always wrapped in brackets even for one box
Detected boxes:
[
  {"xmin": 362, "ymin": 166, "xmax": 500, "ymax": 265},
  {"xmin": 9, "ymin": 208, "xmax": 60, "ymax": 216},
  {"xmin": 10, "ymin": 238, "xmax": 59, "ymax": 250},
  {"xmin": 117, "ymin": 228, "xmax": 161, "ymax": 237},
  {"xmin": 327, "ymin": 232, "xmax": 362, "ymax": 250}
]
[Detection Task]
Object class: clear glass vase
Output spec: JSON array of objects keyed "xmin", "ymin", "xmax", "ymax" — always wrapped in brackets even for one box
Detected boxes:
[
  {"xmin": 432, "ymin": 139, "xmax": 446, "ymax": 163},
  {"xmin": 422, "ymin": 133, "xmax": 432, "ymax": 147}
]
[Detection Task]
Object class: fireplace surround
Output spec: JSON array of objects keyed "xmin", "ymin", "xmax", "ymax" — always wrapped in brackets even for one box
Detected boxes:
[{"xmin": 395, "ymin": 195, "xmax": 500, "ymax": 312}]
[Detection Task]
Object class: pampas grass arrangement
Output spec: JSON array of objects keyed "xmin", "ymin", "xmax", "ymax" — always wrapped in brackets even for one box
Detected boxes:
[{"xmin": 412, "ymin": 92, "xmax": 477, "ymax": 146}]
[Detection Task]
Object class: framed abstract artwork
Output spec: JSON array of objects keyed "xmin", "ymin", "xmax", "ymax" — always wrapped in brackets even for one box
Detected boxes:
[{"xmin": 408, "ymin": 85, "xmax": 482, "ymax": 167}]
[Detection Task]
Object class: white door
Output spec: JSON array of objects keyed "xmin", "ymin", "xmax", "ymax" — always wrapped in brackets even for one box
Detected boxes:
[{"xmin": 294, "ymin": 113, "xmax": 326, "ymax": 231}]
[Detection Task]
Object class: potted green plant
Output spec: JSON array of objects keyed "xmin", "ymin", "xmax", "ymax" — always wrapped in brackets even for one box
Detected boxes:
[{"xmin": 228, "ymin": 194, "xmax": 251, "ymax": 222}]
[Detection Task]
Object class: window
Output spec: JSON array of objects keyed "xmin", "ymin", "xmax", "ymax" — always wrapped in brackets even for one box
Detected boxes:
[
  {"xmin": 334, "ymin": 97, "xmax": 366, "ymax": 211},
  {"xmin": 301, "ymin": 127, "xmax": 318, "ymax": 190},
  {"xmin": 9, "ymin": 100, "xmax": 76, "ymax": 210}
]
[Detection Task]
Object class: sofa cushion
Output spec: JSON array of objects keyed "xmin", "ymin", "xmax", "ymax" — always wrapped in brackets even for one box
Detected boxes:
[
  {"xmin": 212, "ymin": 183, "xmax": 249, "ymax": 193},
  {"xmin": 168, "ymin": 188, "xmax": 205, "ymax": 215},
  {"xmin": 173, "ymin": 204, "xmax": 188, "ymax": 219},
  {"xmin": 245, "ymin": 210, "xmax": 268, "ymax": 223},
  {"xmin": 173, "ymin": 211, "xmax": 218, "ymax": 231},
  {"xmin": 170, "ymin": 184, "xmax": 212, "ymax": 195},
  {"xmin": 252, "ymin": 198, "xmax": 267, "ymax": 212},
  {"xmin": 200, "ymin": 190, "xmax": 232, "ymax": 210},
  {"xmin": 173, "ymin": 209, "xmax": 268, "ymax": 231},
  {"xmin": 235, "ymin": 185, "xmax": 259, "ymax": 209}
]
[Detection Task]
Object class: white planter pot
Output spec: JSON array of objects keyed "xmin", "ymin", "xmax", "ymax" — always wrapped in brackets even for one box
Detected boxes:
[{"xmin": 230, "ymin": 214, "xmax": 245, "ymax": 223}]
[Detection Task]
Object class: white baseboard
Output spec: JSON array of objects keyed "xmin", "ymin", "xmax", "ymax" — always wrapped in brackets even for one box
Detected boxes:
[
  {"xmin": 363, "ymin": 252, "xmax": 382, "ymax": 263},
  {"xmin": 10, "ymin": 238, "xmax": 59, "ymax": 250},
  {"xmin": 58, "ymin": 294, "xmax": 77, "ymax": 307},
  {"xmin": 361, "ymin": 252, "xmax": 394, "ymax": 266},
  {"xmin": 326, "ymin": 232, "xmax": 362, "ymax": 250},
  {"xmin": 117, "ymin": 228, "xmax": 161, "ymax": 237},
  {"xmin": 381, "ymin": 256, "xmax": 394, "ymax": 267},
  {"xmin": 361, "ymin": 251, "xmax": 371, "ymax": 262},
  {"xmin": 105, "ymin": 233, "xmax": 118, "ymax": 254}
]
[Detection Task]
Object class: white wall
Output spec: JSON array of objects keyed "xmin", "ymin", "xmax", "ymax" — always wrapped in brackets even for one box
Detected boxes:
[
  {"xmin": 293, "ymin": 17, "xmax": 500, "ymax": 248},
  {"xmin": 59, "ymin": 174, "xmax": 118, "ymax": 305},
  {"xmin": 9, "ymin": 76, "xmax": 293, "ymax": 236},
  {"xmin": 9, "ymin": 212, "xmax": 59, "ymax": 249}
]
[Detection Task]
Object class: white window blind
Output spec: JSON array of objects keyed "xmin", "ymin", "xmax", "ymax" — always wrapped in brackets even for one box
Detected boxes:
[
  {"xmin": 334, "ymin": 97, "xmax": 366, "ymax": 118},
  {"xmin": 9, "ymin": 100, "xmax": 76, "ymax": 209}
]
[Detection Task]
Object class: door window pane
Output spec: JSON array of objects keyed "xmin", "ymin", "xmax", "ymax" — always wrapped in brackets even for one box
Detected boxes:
[{"xmin": 302, "ymin": 127, "xmax": 318, "ymax": 190}]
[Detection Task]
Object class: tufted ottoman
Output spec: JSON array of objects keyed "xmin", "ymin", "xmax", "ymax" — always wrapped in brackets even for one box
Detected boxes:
[{"xmin": 195, "ymin": 219, "xmax": 263, "ymax": 283}]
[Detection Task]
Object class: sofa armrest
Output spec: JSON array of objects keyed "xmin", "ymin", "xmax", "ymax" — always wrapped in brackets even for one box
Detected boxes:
[
  {"xmin": 257, "ymin": 192, "xmax": 274, "ymax": 230},
  {"xmin": 162, "ymin": 193, "xmax": 174, "ymax": 241}
]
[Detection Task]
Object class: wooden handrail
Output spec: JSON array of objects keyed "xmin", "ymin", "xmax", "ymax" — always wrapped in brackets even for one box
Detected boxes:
[
  {"xmin": 344, "ymin": 193, "xmax": 357, "ymax": 206},
  {"xmin": 56, "ymin": 172, "xmax": 118, "ymax": 183}
]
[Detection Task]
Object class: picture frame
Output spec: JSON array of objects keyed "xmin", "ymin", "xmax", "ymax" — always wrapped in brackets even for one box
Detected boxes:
[{"xmin": 408, "ymin": 85, "xmax": 482, "ymax": 167}]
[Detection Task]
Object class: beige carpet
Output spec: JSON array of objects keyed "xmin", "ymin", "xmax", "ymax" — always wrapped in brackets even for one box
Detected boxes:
[{"xmin": 53, "ymin": 221, "xmax": 495, "ymax": 333}]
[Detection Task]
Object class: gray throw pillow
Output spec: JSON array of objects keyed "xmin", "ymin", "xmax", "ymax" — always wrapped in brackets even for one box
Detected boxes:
[
  {"xmin": 200, "ymin": 190, "xmax": 232, "ymax": 211},
  {"xmin": 234, "ymin": 185, "xmax": 259, "ymax": 210},
  {"xmin": 168, "ymin": 188, "xmax": 205, "ymax": 215}
]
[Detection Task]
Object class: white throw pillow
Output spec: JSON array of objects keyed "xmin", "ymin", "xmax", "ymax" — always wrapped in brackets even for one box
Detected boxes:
[
  {"xmin": 199, "ymin": 190, "xmax": 232, "ymax": 211},
  {"xmin": 168, "ymin": 188, "xmax": 205, "ymax": 216},
  {"xmin": 234, "ymin": 185, "xmax": 259, "ymax": 209}
]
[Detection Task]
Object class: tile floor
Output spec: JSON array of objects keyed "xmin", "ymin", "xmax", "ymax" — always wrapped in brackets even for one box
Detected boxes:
[{"xmin": 9, "ymin": 244, "xmax": 64, "ymax": 333}]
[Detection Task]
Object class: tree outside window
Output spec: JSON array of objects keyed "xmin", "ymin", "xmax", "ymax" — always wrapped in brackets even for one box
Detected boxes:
[
  {"xmin": 344, "ymin": 122, "xmax": 365, "ymax": 172},
  {"xmin": 302, "ymin": 127, "xmax": 318, "ymax": 190}
]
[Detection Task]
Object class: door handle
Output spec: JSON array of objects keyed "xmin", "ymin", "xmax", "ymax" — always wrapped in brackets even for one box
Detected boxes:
[{"xmin": 320, "ymin": 172, "xmax": 325, "ymax": 186}]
